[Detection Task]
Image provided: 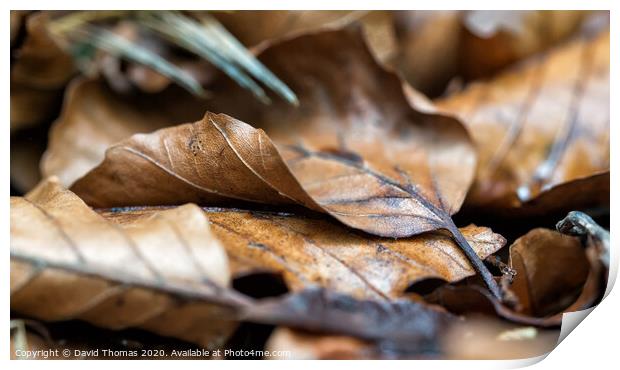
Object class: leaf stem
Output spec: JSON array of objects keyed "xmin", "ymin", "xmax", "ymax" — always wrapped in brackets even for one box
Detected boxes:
[{"xmin": 446, "ymin": 222, "xmax": 503, "ymax": 301}]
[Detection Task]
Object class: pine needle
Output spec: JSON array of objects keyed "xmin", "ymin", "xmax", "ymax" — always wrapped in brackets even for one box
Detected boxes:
[
  {"xmin": 196, "ymin": 13, "xmax": 299, "ymax": 105},
  {"xmin": 48, "ymin": 10, "xmax": 298, "ymax": 104},
  {"xmin": 138, "ymin": 11, "xmax": 270, "ymax": 103},
  {"xmin": 138, "ymin": 11, "xmax": 298, "ymax": 104}
]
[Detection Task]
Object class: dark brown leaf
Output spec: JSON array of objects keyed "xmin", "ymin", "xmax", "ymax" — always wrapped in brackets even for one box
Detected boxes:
[
  {"xmin": 427, "ymin": 227, "xmax": 604, "ymax": 327},
  {"xmin": 244, "ymin": 287, "xmax": 454, "ymax": 357}
]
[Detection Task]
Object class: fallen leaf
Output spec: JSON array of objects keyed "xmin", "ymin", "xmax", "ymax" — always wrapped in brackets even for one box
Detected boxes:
[
  {"xmin": 436, "ymin": 30, "xmax": 610, "ymax": 214},
  {"xmin": 41, "ymin": 78, "xmax": 208, "ymax": 187},
  {"xmin": 102, "ymin": 206, "xmax": 506, "ymax": 300},
  {"xmin": 71, "ymin": 28, "xmax": 505, "ymax": 297},
  {"xmin": 427, "ymin": 227, "xmax": 604, "ymax": 327},
  {"xmin": 10, "ymin": 178, "xmax": 244, "ymax": 349},
  {"xmin": 509, "ymin": 229, "xmax": 590, "ymax": 317},
  {"xmin": 392, "ymin": 11, "xmax": 589, "ymax": 97}
]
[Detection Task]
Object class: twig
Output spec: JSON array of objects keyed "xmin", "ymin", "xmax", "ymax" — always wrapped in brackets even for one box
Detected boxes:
[{"xmin": 557, "ymin": 211, "xmax": 610, "ymax": 268}]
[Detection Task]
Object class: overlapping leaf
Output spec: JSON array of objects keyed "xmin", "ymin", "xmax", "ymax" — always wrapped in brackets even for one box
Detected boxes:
[
  {"xmin": 72, "ymin": 28, "xmax": 476, "ymax": 238},
  {"xmin": 41, "ymin": 78, "xmax": 207, "ymax": 187},
  {"xmin": 11, "ymin": 179, "xmax": 504, "ymax": 348},
  {"xmin": 69, "ymin": 28, "xmax": 505, "ymax": 297},
  {"xmin": 103, "ymin": 206, "xmax": 505, "ymax": 300},
  {"xmin": 427, "ymin": 226, "xmax": 604, "ymax": 327}
]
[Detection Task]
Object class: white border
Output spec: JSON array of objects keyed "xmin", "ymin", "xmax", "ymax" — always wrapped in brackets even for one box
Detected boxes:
[{"xmin": 3, "ymin": 2, "xmax": 617, "ymax": 369}]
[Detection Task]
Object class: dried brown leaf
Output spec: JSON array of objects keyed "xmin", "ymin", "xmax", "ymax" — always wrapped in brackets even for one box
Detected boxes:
[
  {"xmin": 436, "ymin": 30, "xmax": 610, "ymax": 214},
  {"xmin": 11, "ymin": 12, "xmax": 75, "ymax": 90},
  {"xmin": 509, "ymin": 229, "xmax": 591, "ymax": 317},
  {"xmin": 70, "ymin": 28, "xmax": 504, "ymax": 297},
  {"xmin": 103, "ymin": 206, "xmax": 505, "ymax": 300},
  {"xmin": 10, "ymin": 178, "xmax": 243, "ymax": 349},
  {"xmin": 71, "ymin": 28, "xmax": 475, "ymax": 238},
  {"xmin": 427, "ymin": 227, "xmax": 604, "ymax": 327}
]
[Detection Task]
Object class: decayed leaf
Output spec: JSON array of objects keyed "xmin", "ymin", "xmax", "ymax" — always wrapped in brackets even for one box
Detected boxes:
[
  {"xmin": 427, "ymin": 227, "xmax": 604, "ymax": 327},
  {"xmin": 70, "ymin": 28, "xmax": 505, "ymax": 297},
  {"xmin": 10, "ymin": 178, "xmax": 244, "ymax": 349},
  {"xmin": 246, "ymin": 288, "xmax": 453, "ymax": 358},
  {"xmin": 436, "ymin": 30, "xmax": 609, "ymax": 214},
  {"xmin": 41, "ymin": 78, "xmax": 207, "ymax": 187},
  {"xmin": 70, "ymin": 112, "xmax": 317, "ymax": 209},
  {"xmin": 102, "ymin": 206, "xmax": 505, "ymax": 300}
]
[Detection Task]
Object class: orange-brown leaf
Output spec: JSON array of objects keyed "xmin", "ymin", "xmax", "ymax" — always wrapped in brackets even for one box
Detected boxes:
[
  {"xmin": 103, "ymin": 206, "xmax": 505, "ymax": 300},
  {"xmin": 436, "ymin": 30, "xmax": 610, "ymax": 214}
]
